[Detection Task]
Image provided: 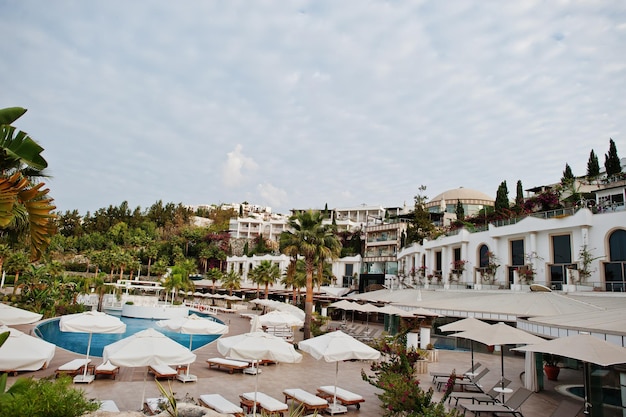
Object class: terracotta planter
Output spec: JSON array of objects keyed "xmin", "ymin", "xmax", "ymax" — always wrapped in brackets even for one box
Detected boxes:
[{"xmin": 544, "ymin": 365, "xmax": 560, "ymax": 381}]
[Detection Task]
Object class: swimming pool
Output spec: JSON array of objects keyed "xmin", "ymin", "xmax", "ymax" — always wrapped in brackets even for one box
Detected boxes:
[
  {"xmin": 556, "ymin": 384, "xmax": 623, "ymax": 408},
  {"xmin": 35, "ymin": 314, "xmax": 225, "ymax": 357}
]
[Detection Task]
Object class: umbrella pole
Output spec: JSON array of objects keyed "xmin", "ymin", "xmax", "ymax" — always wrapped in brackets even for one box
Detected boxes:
[
  {"xmin": 334, "ymin": 361, "xmax": 339, "ymax": 407},
  {"xmin": 83, "ymin": 332, "xmax": 92, "ymax": 378},
  {"xmin": 500, "ymin": 347, "xmax": 505, "ymax": 402},
  {"xmin": 583, "ymin": 362, "xmax": 591, "ymax": 416},
  {"xmin": 470, "ymin": 341, "xmax": 475, "ymax": 371},
  {"xmin": 253, "ymin": 361, "xmax": 260, "ymax": 417},
  {"xmin": 187, "ymin": 335, "xmax": 193, "ymax": 377}
]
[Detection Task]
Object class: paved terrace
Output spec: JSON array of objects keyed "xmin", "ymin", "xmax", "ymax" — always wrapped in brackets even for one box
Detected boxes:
[{"xmin": 9, "ymin": 309, "xmax": 590, "ymax": 416}]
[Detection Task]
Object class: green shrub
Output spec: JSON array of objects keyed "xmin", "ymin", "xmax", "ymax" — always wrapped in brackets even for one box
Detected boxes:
[{"xmin": 0, "ymin": 376, "xmax": 99, "ymax": 417}]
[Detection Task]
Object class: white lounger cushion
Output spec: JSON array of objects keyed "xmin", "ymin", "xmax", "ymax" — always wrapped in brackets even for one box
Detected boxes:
[
  {"xmin": 99, "ymin": 400, "xmax": 120, "ymax": 412},
  {"xmin": 319, "ymin": 386, "xmax": 364, "ymax": 402},
  {"xmin": 242, "ymin": 392, "xmax": 288, "ymax": 412},
  {"xmin": 283, "ymin": 389, "xmax": 328, "ymax": 407},
  {"xmin": 58, "ymin": 359, "xmax": 90, "ymax": 371},
  {"xmin": 215, "ymin": 358, "xmax": 250, "ymax": 366},
  {"xmin": 96, "ymin": 360, "xmax": 118, "ymax": 372},
  {"xmin": 150, "ymin": 364, "xmax": 176, "ymax": 375},
  {"xmin": 200, "ymin": 394, "xmax": 243, "ymax": 414}
]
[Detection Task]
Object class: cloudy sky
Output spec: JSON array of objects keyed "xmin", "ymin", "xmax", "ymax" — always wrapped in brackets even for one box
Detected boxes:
[{"xmin": 1, "ymin": 1, "xmax": 625, "ymax": 215}]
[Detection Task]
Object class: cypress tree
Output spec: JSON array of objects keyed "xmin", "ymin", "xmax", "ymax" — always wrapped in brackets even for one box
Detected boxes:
[
  {"xmin": 586, "ymin": 150, "xmax": 600, "ymax": 180},
  {"xmin": 514, "ymin": 180, "xmax": 524, "ymax": 211},
  {"xmin": 604, "ymin": 138, "xmax": 622, "ymax": 177},
  {"xmin": 495, "ymin": 181, "xmax": 509, "ymax": 212},
  {"xmin": 561, "ymin": 163, "xmax": 575, "ymax": 184},
  {"xmin": 455, "ymin": 199, "xmax": 465, "ymax": 221}
]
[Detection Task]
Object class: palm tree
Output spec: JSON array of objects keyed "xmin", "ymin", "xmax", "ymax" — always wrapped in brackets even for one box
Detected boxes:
[
  {"xmin": 250, "ymin": 260, "xmax": 280, "ymax": 299},
  {"xmin": 221, "ymin": 269, "xmax": 241, "ymax": 296},
  {"xmin": 206, "ymin": 267, "xmax": 223, "ymax": 294},
  {"xmin": 280, "ymin": 210, "xmax": 341, "ymax": 339},
  {"xmin": 0, "ymin": 107, "xmax": 57, "ymax": 261},
  {"xmin": 280, "ymin": 258, "xmax": 306, "ymax": 305}
]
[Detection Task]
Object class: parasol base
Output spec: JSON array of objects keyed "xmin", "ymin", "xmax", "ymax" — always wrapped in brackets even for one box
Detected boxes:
[
  {"xmin": 176, "ymin": 373, "xmax": 197, "ymax": 383},
  {"xmin": 325, "ymin": 403, "xmax": 348, "ymax": 415},
  {"xmin": 243, "ymin": 367, "xmax": 261, "ymax": 375},
  {"xmin": 73, "ymin": 374, "xmax": 95, "ymax": 384}
]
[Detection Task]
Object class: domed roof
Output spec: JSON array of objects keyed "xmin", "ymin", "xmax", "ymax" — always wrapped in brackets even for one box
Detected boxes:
[{"xmin": 429, "ymin": 187, "xmax": 494, "ymax": 204}]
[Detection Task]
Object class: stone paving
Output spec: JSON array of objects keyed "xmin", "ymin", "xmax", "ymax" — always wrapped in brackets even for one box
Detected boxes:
[{"xmin": 8, "ymin": 308, "xmax": 590, "ymax": 416}]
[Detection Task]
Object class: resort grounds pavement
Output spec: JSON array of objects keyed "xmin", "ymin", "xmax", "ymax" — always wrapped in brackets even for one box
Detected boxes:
[{"xmin": 10, "ymin": 308, "xmax": 586, "ymax": 416}]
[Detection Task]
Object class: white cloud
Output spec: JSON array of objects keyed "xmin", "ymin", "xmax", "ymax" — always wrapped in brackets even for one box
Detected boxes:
[
  {"xmin": 257, "ymin": 183, "xmax": 288, "ymax": 209},
  {"xmin": 222, "ymin": 145, "xmax": 258, "ymax": 188}
]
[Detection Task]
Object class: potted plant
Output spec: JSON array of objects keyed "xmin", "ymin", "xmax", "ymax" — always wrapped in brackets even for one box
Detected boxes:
[
  {"xmin": 543, "ymin": 353, "xmax": 561, "ymax": 381},
  {"xmin": 482, "ymin": 251, "xmax": 500, "ymax": 284},
  {"xmin": 517, "ymin": 265, "xmax": 535, "ymax": 284}
]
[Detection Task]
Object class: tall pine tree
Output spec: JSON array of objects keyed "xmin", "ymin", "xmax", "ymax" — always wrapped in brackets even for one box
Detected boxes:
[
  {"xmin": 514, "ymin": 180, "xmax": 524, "ymax": 212},
  {"xmin": 495, "ymin": 181, "xmax": 509, "ymax": 212},
  {"xmin": 586, "ymin": 150, "xmax": 600, "ymax": 180},
  {"xmin": 455, "ymin": 199, "xmax": 465, "ymax": 221},
  {"xmin": 604, "ymin": 138, "xmax": 622, "ymax": 177},
  {"xmin": 561, "ymin": 163, "xmax": 575, "ymax": 184}
]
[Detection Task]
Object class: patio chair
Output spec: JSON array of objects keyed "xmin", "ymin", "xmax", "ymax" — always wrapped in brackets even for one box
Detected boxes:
[
  {"xmin": 283, "ymin": 388, "xmax": 328, "ymax": 413},
  {"xmin": 431, "ymin": 362, "xmax": 482, "ymax": 382},
  {"xmin": 54, "ymin": 358, "xmax": 91, "ymax": 378},
  {"xmin": 549, "ymin": 400, "xmax": 583, "ymax": 417},
  {"xmin": 148, "ymin": 364, "xmax": 177, "ymax": 379},
  {"xmin": 447, "ymin": 378, "xmax": 511, "ymax": 406},
  {"xmin": 240, "ymin": 392, "xmax": 288, "ymax": 416},
  {"xmin": 199, "ymin": 394, "xmax": 245, "ymax": 417},
  {"xmin": 94, "ymin": 360, "xmax": 120, "ymax": 380},
  {"xmin": 435, "ymin": 366, "xmax": 489, "ymax": 391},
  {"xmin": 316, "ymin": 385, "xmax": 365, "ymax": 410},
  {"xmin": 460, "ymin": 387, "xmax": 532, "ymax": 416}
]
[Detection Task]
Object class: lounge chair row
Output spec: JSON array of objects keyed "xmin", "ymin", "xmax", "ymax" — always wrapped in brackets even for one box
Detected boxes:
[
  {"xmin": 147, "ymin": 385, "xmax": 366, "ymax": 417},
  {"xmin": 54, "ymin": 359, "xmax": 120, "ymax": 381}
]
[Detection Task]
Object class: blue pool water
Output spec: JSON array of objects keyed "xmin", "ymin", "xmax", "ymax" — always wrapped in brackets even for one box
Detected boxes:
[
  {"xmin": 566, "ymin": 385, "xmax": 622, "ymax": 407},
  {"xmin": 35, "ymin": 314, "xmax": 224, "ymax": 357}
]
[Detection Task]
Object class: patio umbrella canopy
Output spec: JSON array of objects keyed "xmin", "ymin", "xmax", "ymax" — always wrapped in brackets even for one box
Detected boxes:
[
  {"xmin": 298, "ymin": 330, "xmax": 381, "ymax": 414},
  {"xmin": 0, "ymin": 303, "xmax": 43, "ymax": 325},
  {"xmin": 439, "ymin": 317, "xmax": 491, "ymax": 372},
  {"xmin": 156, "ymin": 314, "xmax": 228, "ymax": 382},
  {"xmin": 513, "ymin": 334, "xmax": 626, "ymax": 416},
  {"xmin": 352, "ymin": 303, "xmax": 380, "ymax": 329},
  {"xmin": 254, "ymin": 310, "xmax": 303, "ymax": 329},
  {"xmin": 59, "ymin": 311, "xmax": 126, "ymax": 383},
  {"xmin": 217, "ymin": 331, "xmax": 302, "ymax": 416},
  {"xmin": 451, "ymin": 322, "xmax": 544, "ymax": 399},
  {"xmin": 0, "ymin": 325, "xmax": 56, "ymax": 372},
  {"xmin": 103, "ymin": 328, "xmax": 197, "ymax": 409}
]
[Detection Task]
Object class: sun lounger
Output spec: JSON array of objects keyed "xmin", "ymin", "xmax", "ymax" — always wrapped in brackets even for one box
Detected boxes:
[
  {"xmin": 99, "ymin": 400, "xmax": 120, "ymax": 412},
  {"xmin": 94, "ymin": 360, "xmax": 120, "ymax": 380},
  {"xmin": 148, "ymin": 364, "xmax": 177, "ymax": 379},
  {"xmin": 144, "ymin": 397, "xmax": 167, "ymax": 415},
  {"xmin": 549, "ymin": 400, "xmax": 583, "ymax": 417},
  {"xmin": 199, "ymin": 394, "xmax": 245, "ymax": 417},
  {"xmin": 317, "ymin": 385, "xmax": 365, "ymax": 410},
  {"xmin": 435, "ymin": 367, "xmax": 489, "ymax": 391},
  {"xmin": 447, "ymin": 379, "xmax": 511, "ymax": 406},
  {"xmin": 283, "ymin": 388, "xmax": 329, "ymax": 413},
  {"xmin": 54, "ymin": 358, "xmax": 91, "ymax": 378},
  {"xmin": 240, "ymin": 392, "xmax": 288, "ymax": 416},
  {"xmin": 431, "ymin": 362, "xmax": 482, "ymax": 382},
  {"xmin": 207, "ymin": 357, "xmax": 251, "ymax": 374},
  {"xmin": 460, "ymin": 387, "xmax": 532, "ymax": 416}
]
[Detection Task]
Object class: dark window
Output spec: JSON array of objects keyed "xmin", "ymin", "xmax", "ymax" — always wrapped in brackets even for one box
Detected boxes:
[
  {"xmin": 479, "ymin": 245, "xmax": 489, "ymax": 268},
  {"xmin": 454, "ymin": 247, "xmax": 461, "ymax": 262},
  {"xmin": 609, "ymin": 230, "xmax": 626, "ymax": 261},
  {"xmin": 345, "ymin": 264, "xmax": 353, "ymax": 276},
  {"xmin": 552, "ymin": 235, "xmax": 572, "ymax": 264},
  {"xmin": 511, "ymin": 240, "xmax": 525, "ymax": 266}
]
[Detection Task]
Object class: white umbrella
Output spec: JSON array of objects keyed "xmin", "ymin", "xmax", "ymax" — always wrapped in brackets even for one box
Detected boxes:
[
  {"xmin": 59, "ymin": 311, "xmax": 126, "ymax": 383},
  {"xmin": 217, "ymin": 331, "xmax": 302, "ymax": 416},
  {"xmin": 257, "ymin": 310, "xmax": 304, "ymax": 327},
  {"xmin": 377, "ymin": 304, "xmax": 415, "ymax": 318},
  {"xmin": 439, "ymin": 317, "xmax": 491, "ymax": 372},
  {"xmin": 451, "ymin": 322, "xmax": 544, "ymax": 400},
  {"xmin": 0, "ymin": 303, "xmax": 42, "ymax": 325},
  {"xmin": 156, "ymin": 314, "xmax": 228, "ymax": 381},
  {"xmin": 299, "ymin": 330, "xmax": 381, "ymax": 414},
  {"xmin": 514, "ymin": 334, "xmax": 626, "ymax": 415},
  {"xmin": 0, "ymin": 325, "xmax": 55, "ymax": 372},
  {"xmin": 353, "ymin": 303, "xmax": 380, "ymax": 329},
  {"xmin": 103, "ymin": 328, "xmax": 197, "ymax": 409}
]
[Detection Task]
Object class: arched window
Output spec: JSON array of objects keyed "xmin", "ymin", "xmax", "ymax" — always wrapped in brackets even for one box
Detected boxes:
[
  {"xmin": 609, "ymin": 229, "xmax": 626, "ymax": 261},
  {"xmin": 478, "ymin": 244, "xmax": 489, "ymax": 268},
  {"xmin": 605, "ymin": 229, "xmax": 626, "ymax": 291}
]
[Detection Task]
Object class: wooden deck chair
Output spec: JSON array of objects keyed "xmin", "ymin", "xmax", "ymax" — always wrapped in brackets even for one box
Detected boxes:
[
  {"xmin": 460, "ymin": 387, "xmax": 532, "ymax": 417},
  {"xmin": 431, "ymin": 362, "xmax": 482, "ymax": 382},
  {"xmin": 549, "ymin": 400, "xmax": 583, "ymax": 417}
]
